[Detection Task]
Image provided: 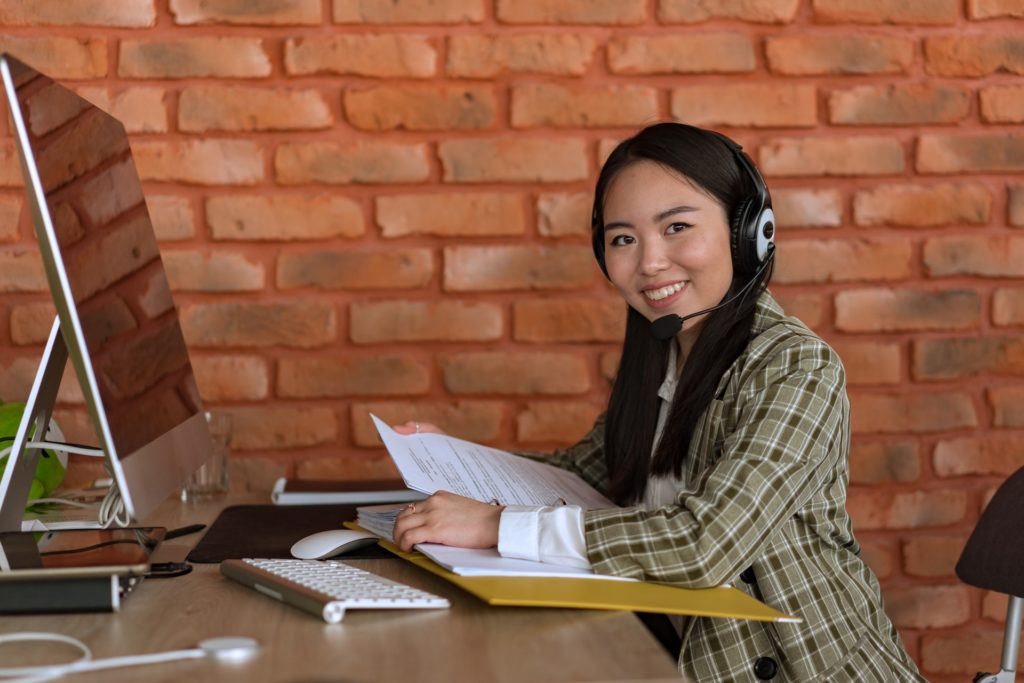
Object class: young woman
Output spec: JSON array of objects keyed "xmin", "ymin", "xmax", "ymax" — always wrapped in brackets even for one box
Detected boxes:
[{"xmin": 392, "ymin": 123, "xmax": 924, "ymax": 682}]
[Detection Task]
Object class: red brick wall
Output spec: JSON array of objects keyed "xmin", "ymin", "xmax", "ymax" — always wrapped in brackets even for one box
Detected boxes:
[{"xmin": 0, "ymin": 1, "xmax": 1022, "ymax": 678}]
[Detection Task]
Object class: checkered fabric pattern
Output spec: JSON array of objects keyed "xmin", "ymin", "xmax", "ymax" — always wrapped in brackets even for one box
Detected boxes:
[{"xmin": 539, "ymin": 293, "xmax": 924, "ymax": 682}]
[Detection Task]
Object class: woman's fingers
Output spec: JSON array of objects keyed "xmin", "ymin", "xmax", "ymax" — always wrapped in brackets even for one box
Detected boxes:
[{"xmin": 392, "ymin": 421, "xmax": 446, "ymax": 436}]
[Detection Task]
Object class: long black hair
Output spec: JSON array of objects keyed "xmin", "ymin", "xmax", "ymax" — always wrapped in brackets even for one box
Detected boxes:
[{"xmin": 593, "ymin": 123, "xmax": 775, "ymax": 505}]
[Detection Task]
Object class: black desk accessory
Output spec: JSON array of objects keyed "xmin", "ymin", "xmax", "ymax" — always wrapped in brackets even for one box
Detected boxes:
[
  {"xmin": 187, "ymin": 504, "xmax": 392, "ymax": 564},
  {"xmin": 956, "ymin": 466, "xmax": 1024, "ymax": 683}
]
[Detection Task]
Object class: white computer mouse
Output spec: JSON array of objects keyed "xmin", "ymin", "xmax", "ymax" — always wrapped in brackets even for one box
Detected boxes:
[{"xmin": 290, "ymin": 529, "xmax": 380, "ymax": 560}]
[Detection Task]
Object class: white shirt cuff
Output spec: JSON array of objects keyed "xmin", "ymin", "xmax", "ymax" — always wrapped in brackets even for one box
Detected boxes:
[{"xmin": 498, "ymin": 505, "xmax": 591, "ymax": 570}]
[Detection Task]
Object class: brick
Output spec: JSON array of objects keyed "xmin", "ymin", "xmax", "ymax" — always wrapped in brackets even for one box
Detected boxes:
[
  {"xmin": 349, "ymin": 402, "xmax": 502, "ymax": 447},
  {"xmin": 969, "ymin": 0, "xmax": 1024, "ymax": 18},
  {"xmin": 980, "ymin": 85, "xmax": 1024, "ymax": 123},
  {"xmin": 9, "ymin": 301, "xmax": 55, "ymax": 346},
  {"xmin": 672, "ymin": 83, "xmax": 816, "ymax": 128},
  {"xmin": 925, "ymin": 34, "xmax": 1024, "ymax": 77},
  {"xmin": 447, "ymin": 35, "xmax": 597, "ymax": 78},
  {"xmin": 600, "ymin": 350, "xmax": 620, "ymax": 383},
  {"xmin": 835, "ymin": 288, "xmax": 980, "ymax": 332},
  {"xmin": 0, "ymin": 37, "xmax": 107, "ymax": 79},
  {"xmin": 832, "ymin": 340, "xmax": 902, "ymax": 385},
  {"xmin": 760, "ymin": 136, "xmax": 905, "ymax": 177},
  {"xmin": 78, "ymin": 297, "xmax": 136, "ymax": 348},
  {"xmin": 933, "ymin": 436, "xmax": 1024, "ymax": 477},
  {"xmin": 345, "ymin": 85, "xmax": 495, "ymax": 131},
  {"xmin": 0, "ymin": 249, "xmax": 47, "ymax": 292},
  {"xmin": 146, "ymin": 195, "xmax": 195, "ymax": 241},
  {"xmin": 846, "ymin": 488, "xmax": 968, "ymax": 529},
  {"xmin": 179, "ymin": 85, "xmax": 331, "ymax": 132},
  {"xmin": 774, "ymin": 292, "xmax": 824, "ymax": 329},
  {"xmin": 914, "ymin": 336, "xmax": 1024, "ymax": 380},
  {"xmin": 334, "ymin": 0, "xmax": 484, "ymax": 23},
  {"xmin": 278, "ymin": 356, "xmax": 430, "ymax": 397},
  {"xmin": 441, "ymin": 352, "xmax": 590, "ymax": 395},
  {"xmin": 511, "ymin": 83, "xmax": 658, "ymax": 129},
  {"xmin": 994, "ymin": 287, "xmax": 1024, "ymax": 326},
  {"xmin": 925, "ymin": 236, "xmax": 1024, "ymax": 277},
  {"xmin": 766, "ymin": 35, "xmax": 912, "ymax": 75},
  {"xmin": 277, "ymin": 248, "xmax": 433, "ymax": 290},
  {"xmin": 0, "ymin": 143, "xmax": 21, "ymax": 187},
  {"xmin": 181, "ymin": 301, "xmax": 336, "ymax": 348},
  {"xmin": 439, "ymin": 138, "xmax": 587, "ymax": 183},
  {"xmin": 275, "ymin": 142, "xmax": 430, "ymax": 185},
  {"xmin": 376, "ymin": 193, "xmax": 524, "ymax": 237},
  {"xmin": 813, "ymin": 0, "xmax": 958, "ymax": 23},
  {"xmin": 192, "ymin": 355, "xmax": 269, "ymax": 401},
  {"xmin": 538, "ymin": 192, "xmax": 591, "ymax": 236},
  {"xmin": 849, "ymin": 391, "xmax": 977, "ymax": 433},
  {"xmin": 79, "ymin": 159, "xmax": 144, "ymax": 228},
  {"xmin": 207, "ymin": 196, "xmax": 364, "ymax": 241},
  {"xmin": 607, "ymin": 34, "xmax": 755, "ymax": 74},
  {"xmin": 772, "ymin": 189, "xmax": 842, "ymax": 228},
  {"xmin": 228, "ymin": 406, "xmax": 337, "ymax": 451},
  {"xmin": 119, "ymin": 38, "xmax": 270, "ymax": 78},
  {"xmin": 296, "ymin": 456, "xmax": 402, "ymax": 482},
  {"xmin": 885, "ymin": 585, "xmax": 970, "ymax": 628},
  {"xmin": 284, "ymin": 35, "xmax": 436, "ymax": 78},
  {"xmin": 921, "ymin": 631, "xmax": 1023, "ymax": 675},
  {"xmin": 163, "ymin": 250, "xmax": 265, "ymax": 292},
  {"xmin": 658, "ymin": 0, "xmax": 800, "ymax": 23},
  {"xmin": 849, "ymin": 440, "xmax": 919, "ymax": 483},
  {"xmin": 917, "ymin": 132, "xmax": 1024, "ymax": 173},
  {"xmin": 349, "ymin": 300, "xmax": 503, "ymax": 343},
  {"xmin": 1012, "ymin": 185, "xmax": 1024, "ymax": 226},
  {"xmin": 853, "ymin": 183, "xmax": 991, "ymax": 227},
  {"xmin": 170, "ymin": 0, "xmax": 320, "ymax": 25},
  {"xmin": 990, "ymin": 385, "xmax": 1024, "ymax": 426},
  {"xmin": 513, "ymin": 299, "xmax": 625, "ymax": 343},
  {"xmin": 858, "ymin": 540, "xmax": 895, "ymax": 579},
  {"xmin": 0, "ymin": 0, "xmax": 156, "ymax": 26},
  {"xmin": 0, "ymin": 195, "xmax": 20, "ymax": 242},
  {"xmin": 902, "ymin": 536, "xmax": 968, "ymax": 578},
  {"xmin": 983, "ymin": 591, "xmax": 1010, "ymax": 622},
  {"xmin": 774, "ymin": 239, "xmax": 911, "ymax": 284},
  {"xmin": 496, "ymin": 0, "xmax": 646, "ymax": 24},
  {"xmin": 77, "ymin": 86, "xmax": 168, "ymax": 133},
  {"xmin": 444, "ymin": 245, "xmax": 595, "ymax": 291},
  {"xmin": 517, "ymin": 401, "xmax": 603, "ymax": 443},
  {"xmin": 134, "ymin": 140, "xmax": 263, "ymax": 185},
  {"xmin": 828, "ymin": 83, "xmax": 969, "ymax": 125},
  {"xmin": 230, "ymin": 457, "xmax": 288, "ymax": 494},
  {"xmin": 1, "ymin": 358, "xmax": 84, "ymax": 405}
]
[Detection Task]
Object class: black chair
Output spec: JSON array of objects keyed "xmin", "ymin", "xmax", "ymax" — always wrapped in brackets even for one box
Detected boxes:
[{"xmin": 956, "ymin": 466, "xmax": 1024, "ymax": 683}]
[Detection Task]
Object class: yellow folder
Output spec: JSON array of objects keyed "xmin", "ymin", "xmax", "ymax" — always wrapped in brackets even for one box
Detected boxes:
[{"xmin": 346, "ymin": 523, "xmax": 800, "ymax": 623}]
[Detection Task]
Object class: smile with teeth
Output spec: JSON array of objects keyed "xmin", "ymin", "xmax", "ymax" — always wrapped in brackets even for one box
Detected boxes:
[{"xmin": 644, "ymin": 282, "xmax": 685, "ymax": 301}]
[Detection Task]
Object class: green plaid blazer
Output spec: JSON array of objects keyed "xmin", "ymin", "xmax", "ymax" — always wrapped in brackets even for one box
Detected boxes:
[{"xmin": 541, "ymin": 293, "xmax": 924, "ymax": 682}]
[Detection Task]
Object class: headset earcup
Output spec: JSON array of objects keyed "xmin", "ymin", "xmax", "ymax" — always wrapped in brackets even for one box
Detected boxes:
[{"xmin": 730, "ymin": 198, "xmax": 756, "ymax": 275}]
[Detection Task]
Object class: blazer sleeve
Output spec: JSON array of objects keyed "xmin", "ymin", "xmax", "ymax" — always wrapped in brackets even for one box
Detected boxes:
[{"xmin": 582, "ymin": 336, "xmax": 848, "ymax": 587}]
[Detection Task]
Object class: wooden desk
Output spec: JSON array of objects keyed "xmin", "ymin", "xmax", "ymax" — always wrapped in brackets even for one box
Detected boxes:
[{"xmin": 1, "ymin": 494, "xmax": 683, "ymax": 682}]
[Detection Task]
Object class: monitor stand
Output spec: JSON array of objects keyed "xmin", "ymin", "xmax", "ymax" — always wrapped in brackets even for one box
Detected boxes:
[{"xmin": 0, "ymin": 317, "xmax": 107, "ymax": 532}]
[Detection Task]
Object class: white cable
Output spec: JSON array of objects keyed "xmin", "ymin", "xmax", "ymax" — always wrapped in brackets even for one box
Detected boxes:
[
  {"xmin": 0, "ymin": 633, "xmax": 258, "ymax": 682},
  {"xmin": 25, "ymin": 441, "xmax": 103, "ymax": 458}
]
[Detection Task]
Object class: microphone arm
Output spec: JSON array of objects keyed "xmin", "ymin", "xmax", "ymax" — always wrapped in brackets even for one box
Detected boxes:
[{"xmin": 650, "ymin": 252, "xmax": 774, "ymax": 341}]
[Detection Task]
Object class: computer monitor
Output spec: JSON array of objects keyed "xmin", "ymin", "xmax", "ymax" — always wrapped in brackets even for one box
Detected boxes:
[{"xmin": 0, "ymin": 53, "xmax": 212, "ymax": 531}]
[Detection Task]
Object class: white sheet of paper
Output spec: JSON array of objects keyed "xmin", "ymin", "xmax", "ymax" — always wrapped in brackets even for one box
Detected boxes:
[{"xmin": 371, "ymin": 415, "xmax": 613, "ymax": 509}]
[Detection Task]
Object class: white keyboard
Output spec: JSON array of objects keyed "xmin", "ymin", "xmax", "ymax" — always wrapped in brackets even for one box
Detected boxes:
[{"xmin": 221, "ymin": 558, "xmax": 450, "ymax": 624}]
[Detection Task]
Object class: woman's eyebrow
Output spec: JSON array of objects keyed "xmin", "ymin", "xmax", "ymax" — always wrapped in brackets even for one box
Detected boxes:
[{"xmin": 654, "ymin": 205, "xmax": 699, "ymax": 222}]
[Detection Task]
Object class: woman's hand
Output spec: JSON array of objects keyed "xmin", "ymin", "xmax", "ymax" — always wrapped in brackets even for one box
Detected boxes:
[
  {"xmin": 392, "ymin": 421, "xmax": 445, "ymax": 436},
  {"xmin": 392, "ymin": 491, "xmax": 503, "ymax": 552}
]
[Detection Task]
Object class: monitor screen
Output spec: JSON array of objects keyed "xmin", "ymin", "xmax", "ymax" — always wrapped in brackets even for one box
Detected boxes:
[{"xmin": 0, "ymin": 53, "xmax": 211, "ymax": 522}]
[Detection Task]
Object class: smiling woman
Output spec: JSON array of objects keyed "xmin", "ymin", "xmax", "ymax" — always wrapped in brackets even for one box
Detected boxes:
[{"xmin": 393, "ymin": 123, "xmax": 925, "ymax": 683}]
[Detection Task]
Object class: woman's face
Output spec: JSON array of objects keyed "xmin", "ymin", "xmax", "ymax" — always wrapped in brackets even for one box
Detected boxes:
[{"xmin": 602, "ymin": 160, "xmax": 734, "ymax": 345}]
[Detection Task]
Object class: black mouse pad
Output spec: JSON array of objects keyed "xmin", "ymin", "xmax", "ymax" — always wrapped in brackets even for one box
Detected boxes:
[{"xmin": 187, "ymin": 504, "xmax": 393, "ymax": 563}]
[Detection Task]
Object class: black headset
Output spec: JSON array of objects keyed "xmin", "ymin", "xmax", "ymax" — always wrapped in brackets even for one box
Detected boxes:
[{"xmin": 591, "ymin": 130, "xmax": 776, "ymax": 279}]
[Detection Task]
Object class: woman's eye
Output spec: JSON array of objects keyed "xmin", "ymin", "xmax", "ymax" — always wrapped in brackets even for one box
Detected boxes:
[
  {"xmin": 609, "ymin": 234, "xmax": 634, "ymax": 246},
  {"xmin": 667, "ymin": 222, "xmax": 692, "ymax": 234}
]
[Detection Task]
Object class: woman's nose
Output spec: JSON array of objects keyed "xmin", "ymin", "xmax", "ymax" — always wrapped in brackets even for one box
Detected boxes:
[{"xmin": 640, "ymin": 241, "xmax": 670, "ymax": 275}]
